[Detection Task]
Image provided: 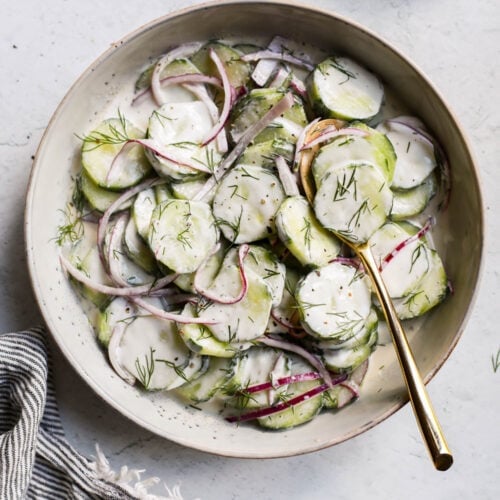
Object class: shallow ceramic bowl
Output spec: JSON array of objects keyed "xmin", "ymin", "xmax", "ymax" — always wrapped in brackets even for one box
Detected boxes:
[{"xmin": 25, "ymin": 0, "xmax": 483, "ymax": 458}]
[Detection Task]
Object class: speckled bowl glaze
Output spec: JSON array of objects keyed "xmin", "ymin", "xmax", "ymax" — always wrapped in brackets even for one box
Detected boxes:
[{"xmin": 25, "ymin": 0, "xmax": 483, "ymax": 458}]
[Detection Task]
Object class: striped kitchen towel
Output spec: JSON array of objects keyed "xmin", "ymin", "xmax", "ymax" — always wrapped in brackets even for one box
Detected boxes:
[{"xmin": 0, "ymin": 327, "xmax": 187, "ymax": 500}]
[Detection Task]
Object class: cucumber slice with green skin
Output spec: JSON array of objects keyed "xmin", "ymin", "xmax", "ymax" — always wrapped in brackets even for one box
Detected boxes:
[
  {"xmin": 67, "ymin": 222, "xmax": 113, "ymax": 309},
  {"xmin": 103, "ymin": 218, "xmax": 154, "ymax": 286},
  {"xmin": 148, "ymin": 199, "xmax": 219, "ymax": 274},
  {"xmin": 171, "ymin": 177, "xmax": 211, "ymax": 201},
  {"xmin": 154, "ymin": 184, "xmax": 172, "ymax": 203},
  {"xmin": 212, "ymin": 164, "xmax": 286, "ymax": 244},
  {"xmin": 368, "ymin": 221, "xmax": 432, "ymax": 299},
  {"xmin": 321, "ymin": 342, "xmax": 372, "ymax": 374},
  {"xmin": 175, "ymin": 356, "xmax": 235, "ymax": 403},
  {"xmin": 221, "ymin": 244, "xmax": 286, "ymax": 306},
  {"xmin": 316, "ymin": 307, "xmax": 378, "ymax": 350},
  {"xmin": 81, "ymin": 118, "xmax": 151, "ymax": 190},
  {"xmin": 295, "ymin": 261, "xmax": 372, "ymax": 340},
  {"xmin": 96, "ymin": 297, "xmax": 136, "ymax": 347},
  {"xmin": 314, "ymin": 162, "xmax": 393, "ymax": 244},
  {"xmin": 177, "ymin": 303, "xmax": 251, "ymax": 357},
  {"xmin": 122, "ymin": 216, "xmax": 157, "ymax": 274},
  {"xmin": 97, "ymin": 296, "xmax": 165, "ymax": 347},
  {"xmin": 132, "ymin": 187, "xmax": 156, "ymax": 241},
  {"xmin": 267, "ymin": 267, "xmax": 302, "ymax": 333},
  {"xmin": 118, "ymin": 315, "xmax": 204, "ymax": 391},
  {"xmin": 196, "ymin": 267, "xmax": 273, "ymax": 343},
  {"xmin": 256, "ymin": 356, "xmax": 323, "ymax": 430},
  {"xmin": 322, "ymin": 360, "xmax": 368, "ymax": 409},
  {"xmin": 238, "ymin": 138, "xmax": 295, "ymax": 169},
  {"xmin": 79, "ymin": 170, "xmax": 132, "ymax": 213},
  {"xmin": 307, "ymin": 56, "xmax": 384, "ymax": 121},
  {"xmin": 377, "ymin": 120, "xmax": 438, "ymax": 189},
  {"xmin": 191, "ymin": 41, "xmax": 251, "ymax": 89},
  {"xmin": 146, "ymin": 101, "xmax": 222, "ymax": 180},
  {"xmin": 311, "ymin": 123, "xmax": 396, "ymax": 186},
  {"xmin": 392, "ymin": 249, "xmax": 448, "ymax": 320},
  {"xmin": 275, "ymin": 195, "xmax": 341, "ymax": 268},
  {"xmin": 224, "ymin": 347, "xmax": 291, "ymax": 409},
  {"xmin": 229, "ymin": 89, "xmax": 307, "ymax": 145},
  {"xmin": 390, "ymin": 173, "xmax": 437, "ymax": 221}
]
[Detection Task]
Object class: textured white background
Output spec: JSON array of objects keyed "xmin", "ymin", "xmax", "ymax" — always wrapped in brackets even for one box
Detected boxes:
[{"xmin": 1, "ymin": 1, "xmax": 499, "ymax": 499}]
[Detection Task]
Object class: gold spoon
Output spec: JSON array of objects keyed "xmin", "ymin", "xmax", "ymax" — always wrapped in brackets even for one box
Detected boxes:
[{"xmin": 299, "ymin": 119, "xmax": 453, "ymax": 471}]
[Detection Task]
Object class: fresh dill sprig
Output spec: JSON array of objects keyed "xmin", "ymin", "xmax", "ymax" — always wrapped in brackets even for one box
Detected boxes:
[
  {"xmin": 135, "ymin": 347, "xmax": 155, "ymax": 389},
  {"xmin": 157, "ymin": 358, "xmax": 189, "ymax": 382},
  {"xmin": 492, "ymin": 348, "xmax": 500, "ymax": 373},
  {"xmin": 78, "ymin": 110, "xmax": 131, "ymax": 152},
  {"xmin": 333, "ymin": 168, "xmax": 357, "ymax": 202},
  {"xmin": 301, "ymin": 217, "xmax": 313, "ymax": 252},
  {"xmin": 348, "ymin": 199, "xmax": 371, "ymax": 230},
  {"xmin": 54, "ymin": 204, "xmax": 84, "ymax": 246}
]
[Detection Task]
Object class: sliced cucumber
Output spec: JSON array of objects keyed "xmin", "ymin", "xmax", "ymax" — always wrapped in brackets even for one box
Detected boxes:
[
  {"xmin": 238, "ymin": 137, "xmax": 295, "ymax": 169},
  {"xmin": 191, "ymin": 41, "xmax": 251, "ymax": 89},
  {"xmin": 275, "ymin": 195, "xmax": 341, "ymax": 268},
  {"xmin": 132, "ymin": 187, "xmax": 156, "ymax": 241},
  {"xmin": 118, "ymin": 315, "xmax": 204, "ymax": 391},
  {"xmin": 196, "ymin": 267, "xmax": 273, "ymax": 343},
  {"xmin": 377, "ymin": 120, "xmax": 438, "ymax": 189},
  {"xmin": 390, "ymin": 173, "xmax": 437, "ymax": 221},
  {"xmin": 79, "ymin": 170, "xmax": 132, "ymax": 213},
  {"xmin": 313, "ymin": 162, "xmax": 393, "ymax": 244},
  {"xmin": 148, "ymin": 199, "xmax": 219, "ymax": 274},
  {"xmin": 96, "ymin": 296, "xmax": 138, "ymax": 347},
  {"xmin": 224, "ymin": 347, "xmax": 291, "ymax": 409},
  {"xmin": 295, "ymin": 261, "xmax": 372, "ymax": 340},
  {"xmin": 171, "ymin": 177, "xmax": 210, "ymax": 201},
  {"xmin": 229, "ymin": 89, "xmax": 307, "ymax": 145},
  {"xmin": 81, "ymin": 117, "xmax": 151, "ymax": 190},
  {"xmin": 368, "ymin": 221, "xmax": 432, "ymax": 298},
  {"xmin": 316, "ymin": 307, "xmax": 378, "ymax": 350},
  {"xmin": 311, "ymin": 123, "xmax": 396, "ymax": 185},
  {"xmin": 257, "ymin": 356, "xmax": 323, "ymax": 430},
  {"xmin": 268, "ymin": 267, "xmax": 301, "ymax": 333},
  {"xmin": 122, "ymin": 216, "xmax": 157, "ymax": 274},
  {"xmin": 392, "ymin": 249, "xmax": 448, "ymax": 320},
  {"xmin": 212, "ymin": 164, "xmax": 285, "ymax": 243},
  {"xmin": 175, "ymin": 356, "xmax": 234, "ymax": 403},
  {"xmin": 221, "ymin": 244, "xmax": 286, "ymax": 306},
  {"xmin": 146, "ymin": 101, "xmax": 222, "ymax": 180},
  {"xmin": 177, "ymin": 303, "xmax": 250, "ymax": 358},
  {"xmin": 307, "ymin": 56, "xmax": 384, "ymax": 121},
  {"xmin": 66, "ymin": 222, "xmax": 113, "ymax": 309}
]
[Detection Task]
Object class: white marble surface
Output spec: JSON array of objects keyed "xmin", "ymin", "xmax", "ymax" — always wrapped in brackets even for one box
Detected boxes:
[{"xmin": 2, "ymin": 0, "xmax": 499, "ymax": 498}]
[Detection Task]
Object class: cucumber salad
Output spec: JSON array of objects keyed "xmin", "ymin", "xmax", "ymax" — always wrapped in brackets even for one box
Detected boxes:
[{"xmin": 59, "ymin": 36, "xmax": 450, "ymax": 430}]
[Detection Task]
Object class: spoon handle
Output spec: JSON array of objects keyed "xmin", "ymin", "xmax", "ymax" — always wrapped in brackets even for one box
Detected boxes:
[{"xmin": 357, "ymin": 243, "xmax": 453, "ymax": 471}]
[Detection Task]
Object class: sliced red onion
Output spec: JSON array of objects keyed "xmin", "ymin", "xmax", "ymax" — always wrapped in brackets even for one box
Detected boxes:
[
  {"xmin": 289, "ymin": 74, "xmax": 307, "ymax": 98},
  {"xmin": 300, "ymin": 127, "xmax": 369, "ymax": 151},
  {"xmin": 225, "ymin": 383, "xmax": 329, "ymax": 423},
  {"xmin": 194, "ymin": 244, "xmax": 249, "ymax": 304},
  {"xmin": 385, "ymin": 118, "xmax": 435, "ymax": 149},
  {"xmin": 245, "ymin": 370, "xmax": 348, "ymax": 395},
  {"xmin": 151, "ymin": 43, "xmax": 203, "ymax": 106},
  {"xmin": 108, "ymin": 323, "xmax": 136, "ymax": 385},
  {"xmin": 379, "ymin": 217, "xmax": 434, "ymax": 272},
  {"xmin": 293, "ymin": 117, "xmax": 320, "ymax": 170},
  {"xmin": 270, "ymin": 308, "xmax": 301, "ymax": 331},
  {"xmin": 133, "ymin": 73, "xmax": 222, "ymax": 106},
  {"xmin": 60, "ymin": 254, "xmax": 164, "ymax": 298},
  {"xmin": 183, "ymin": 83, "xmax": 228, "ymax": 153},
  {"xmin": 339, "ymin": 379, "xmax": 360, "ymax": 399},
  {"xmin": 241, "ymin": 50, "xmax": 314, "ymax": 71},
  {"xmin": 268, "ymin": 66, "xmax": 291, "ymax": 89},
  {"xmin": 258, "ymin": 335, "xmax": 335, "ymax": 389},
  {"xmin": 329, "ymin": 256, "xmax": 363, "ymax": 270},
  {"xmin": 130, "ymin": 296, "xmax": 218, "ymax": 325},
  {"xmin": 275, "ymin": 155, "xmax": 300, "ymax": 197},
  {"xmin": 350, "ymin": 359, "xmax": 369, "ymax": 386},
  {"xmin": 200, "ymin": 49, "xmax": 234, "ymax": 149},
  {"xmin": 193, "ymin": 92, "xmax": 295, "ymax": 201}
]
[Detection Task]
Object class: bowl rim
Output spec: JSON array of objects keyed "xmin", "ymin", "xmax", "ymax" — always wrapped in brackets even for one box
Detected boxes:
[{"xmin": 24, "ymin": 0, "xmax": 485, "ymax": 458}]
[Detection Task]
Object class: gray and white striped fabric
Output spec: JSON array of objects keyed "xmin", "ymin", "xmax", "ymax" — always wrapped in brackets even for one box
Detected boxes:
[{"xmin": 0, "ymin": 327, "xmax": 140, "ymax": 499}]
